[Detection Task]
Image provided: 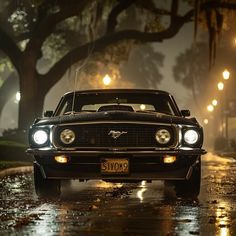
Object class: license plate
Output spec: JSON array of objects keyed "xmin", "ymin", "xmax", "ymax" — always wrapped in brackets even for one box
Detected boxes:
[{"xmin": 101, "ymin": 159, "xmax": 129, "ymax": 174}]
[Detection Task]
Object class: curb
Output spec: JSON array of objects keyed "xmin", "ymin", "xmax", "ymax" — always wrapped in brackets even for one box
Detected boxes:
[
  {"xmin": 0, "ymin": 166, "xmax": 33, "ymax": 178},
  {"xmin": 214, "ymin": 152, "xmax": 236, "ymax": 159}
]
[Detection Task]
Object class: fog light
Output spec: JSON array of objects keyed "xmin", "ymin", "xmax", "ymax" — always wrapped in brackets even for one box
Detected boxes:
[
  {"xmin": 163, "ymin": 155, "xmax": 176, "ymax": 164},
  {"xmin": 55, "ymin": 155, "xmax": 69, "ymax": 163}
]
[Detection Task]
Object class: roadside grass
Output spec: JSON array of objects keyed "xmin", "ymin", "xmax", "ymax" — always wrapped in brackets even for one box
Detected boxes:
[
  {"xmin": 0, "ymin": 138, "xmax": 33, "ymax": 165},
  {"xmin": 0, "ymin": 161, "xmax": 32, "ymax": 171},
  {"xmin": 0, "ymin": 139, "xmax": 27, "ymax": 148}
]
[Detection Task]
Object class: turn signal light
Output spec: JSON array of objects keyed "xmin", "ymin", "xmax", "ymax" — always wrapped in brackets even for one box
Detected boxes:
[
  {"xmin": 163, "ymin": 155, "xmax": 176, "ymax": 164},
  {"xmin": 55, "ymin": 155, "xmax": 69, "ymax": 163}
]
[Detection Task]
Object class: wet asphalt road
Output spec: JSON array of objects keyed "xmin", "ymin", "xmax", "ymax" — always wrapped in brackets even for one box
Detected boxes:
[{"xmin": 1, "ymin": 153, "xmax": 236, "ymax": 236}]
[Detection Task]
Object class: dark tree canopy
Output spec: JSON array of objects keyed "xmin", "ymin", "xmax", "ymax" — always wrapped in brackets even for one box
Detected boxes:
[
  {"xmin": 173, "ymin": 42, "xmax": 208, "ymax": 92},
  {"xmin": 174, "ymin": 25, "xmax": 236, "ymax": 118},
  {"xmin": 1, "ymin": 0, "xmax": 236, "ymax": 129},
  {"xmin": 121, "ymin": 44, "xmax": 164, "ymax": 88},
  {"xmin": 173, "ymin": 42, "xmax": 209, "ymax": 114}
]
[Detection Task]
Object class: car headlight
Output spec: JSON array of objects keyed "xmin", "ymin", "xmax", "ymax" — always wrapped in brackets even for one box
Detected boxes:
[
  {"xmin": 155, "ymin": 129, "xmax": 171, "ymax": 144},
  {"xmin": 184, "ymin": 129, "xmax": 199, "ymax": 144},
  {"xmin": 33, "ymin": 130, "xmax": 48, "ymax": 145},
  {"xmin": 60, "ymin": 129, "xmax": 75, "ymax": 144}
]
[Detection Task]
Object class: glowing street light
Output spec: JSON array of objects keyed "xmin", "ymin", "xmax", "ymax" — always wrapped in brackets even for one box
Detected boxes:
[
  {"xmin": 16, "ymin": 91, "xmax": 21, "ymax": 102},
  {"xmin": 217, "ymin": 82, "xmax": 224, "ymax": 91},
  {"xmin": 222, "ymin": 69, "xmax": 230, "ymax": 80},
  {"xmin": 207, "ymin": 104, "xmax": 214, "ymax": 112},
  {"xmin": 203, "ymin": 119, "xmax": 209, "ymax": 125},
  {"xmin": 140, "ymin": 104, "xmax": 146, "ymax": 110},
  {"xmin": 212, "ymin": 99, "xmax": 218, "ymax": 106},
  {"xmin": 102, "ymin": 74, "xmax": 111, "ymax": 86}
]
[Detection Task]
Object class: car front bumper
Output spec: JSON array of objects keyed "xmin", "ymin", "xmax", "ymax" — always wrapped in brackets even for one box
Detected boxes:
[{"xmin": 27, "ymin": 148, "xmax": 206, "ymax": 181}]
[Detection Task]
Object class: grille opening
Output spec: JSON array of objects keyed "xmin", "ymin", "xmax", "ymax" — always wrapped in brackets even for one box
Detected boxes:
[{"xmin": 53, "ymin": 123, "xmax": 177, "ymax": 148}]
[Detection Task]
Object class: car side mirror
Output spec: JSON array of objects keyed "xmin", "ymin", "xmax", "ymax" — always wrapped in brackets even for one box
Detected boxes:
[
  {"xmin": 181, "ymin": 110, "xmax": 191, "ymax": 117},
  {"xmin": 44, "ymin": 110, "xmax": 53, "ymax": 117}
]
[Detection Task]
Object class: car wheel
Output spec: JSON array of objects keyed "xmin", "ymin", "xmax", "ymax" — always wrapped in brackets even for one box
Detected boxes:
[
  {"xmin": 34, "ymin": 162, "xmax": 61, "ymax": 198},
  {"xmin": 174, "ymin": 160, "xmax": 201, "ymax": 198}
]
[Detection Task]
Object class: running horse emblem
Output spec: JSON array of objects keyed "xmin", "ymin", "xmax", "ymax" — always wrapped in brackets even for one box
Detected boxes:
[{"xmin": 108, "ymin": 130, "xmax": 128, "ymax": 139}]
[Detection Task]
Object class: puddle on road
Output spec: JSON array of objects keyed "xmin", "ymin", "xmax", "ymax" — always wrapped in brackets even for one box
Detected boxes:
[{"xmin": 1, "ymin": 153, "xmax": 236, "ymax": 235}]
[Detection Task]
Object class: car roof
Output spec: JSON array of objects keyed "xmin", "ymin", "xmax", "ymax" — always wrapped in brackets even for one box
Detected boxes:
[{"xmin": 64, "ymin": 89, "xmax": 171, "ymax": 97}]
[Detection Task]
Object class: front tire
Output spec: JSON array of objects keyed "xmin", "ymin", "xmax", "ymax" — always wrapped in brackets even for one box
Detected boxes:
[
  {"xmin": 34, "ymin": 162, "xmax": 61, "ymax": 198},
  {"xmin": 174, "ymin": 160, "xmax": 201, "ymax": 197}
]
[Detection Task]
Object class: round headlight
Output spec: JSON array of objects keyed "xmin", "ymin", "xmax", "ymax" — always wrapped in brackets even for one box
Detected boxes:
[
  {"xmin": 33, "ymin": 130, "xmax": 48, "ymax": 145},
  {"xmin": 60, "ymin": 129, "xmax": 75, "ymax": 144},
  {"xmin": 155, "ymin": 129, "xmax": 171, "ymax": 144},
  {"xmin": 184, "ymin": 129, "xmax": 199, "ymax": 144}
]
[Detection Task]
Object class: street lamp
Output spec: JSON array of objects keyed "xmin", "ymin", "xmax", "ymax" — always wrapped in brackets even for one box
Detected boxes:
[
  {"xmin": 217, "ymin": 81, "xmax": 225, "ymax": 137},
  {"xmin": 222, "ymin": 69, "xmax": 230, "ymax": 148},
  {"xmin": 217, "ymin": 82, "xmax": 224, "ymax": 91},
  {"xmin": 102, "ymin": 74, "xmax": 111, "ymax": 86},
  {"xmin": 15, "ymin": 91, "xmax": 21, "ymax": 102},
  {"xmin": 212, "ymin": 99, "xmax": 218, "ymax": 106},
  {"xmin": 207, "ymin": 104, "xmax": 214, "ymax": 112},
  {"xmin": 222, "ymin": 69, "xmax": 230, "ymax": 80},
  {"xmin": 203, "ymin": 119, "xmax": 209, "ymax": 125},
  {"xmin": 140, "ymin": 104, "xmax": 146, "ymax": 111}
]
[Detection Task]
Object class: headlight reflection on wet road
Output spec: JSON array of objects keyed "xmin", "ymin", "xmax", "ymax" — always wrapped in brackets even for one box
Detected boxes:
[
  {"xmin": 136, "ymin": 180, "xmax": 147, "ymax": 202},
  {"xmin": 203, "ymin": 153, "xmax": 235, "ymax": 236},
  {"xmin": 1, "ymin": 153, "xmax": 236, "ymax": 235},
  {"xmin": 95, "ymin": 181, "xmax": 123, "ymax": 189},
  {"xmin": 216, "ymin": 202, "xmax": 231, "ymax": 236}
]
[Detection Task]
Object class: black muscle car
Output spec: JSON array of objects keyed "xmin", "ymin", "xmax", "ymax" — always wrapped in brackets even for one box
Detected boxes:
[{"xmin": 27, "ymin": 89, "xmax": 206, "ymax": 197}]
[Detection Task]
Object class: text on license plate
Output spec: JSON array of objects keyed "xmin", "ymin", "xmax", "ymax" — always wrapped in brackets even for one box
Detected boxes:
[{"xmin": 101, "ymin": 159, "xmax": 129, "ymax": 174}]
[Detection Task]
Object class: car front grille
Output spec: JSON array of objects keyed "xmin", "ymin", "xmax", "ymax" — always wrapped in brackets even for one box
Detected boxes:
[{"xmin": 53, "ymin": 123, "xmax": 177, "ymax": 148}]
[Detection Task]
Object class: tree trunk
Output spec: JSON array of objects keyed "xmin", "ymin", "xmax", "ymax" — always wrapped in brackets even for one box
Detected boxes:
[
  {"xmin": 18, "ymin": 54, "xmax": 45, "ymax": 130},
  {"xmin": 18, "ymin": 76, "xmax": 45, "ymax": 130},
  {"xmin": 0, "ymin": 72, "xmax": 19, "ymax": 117}
]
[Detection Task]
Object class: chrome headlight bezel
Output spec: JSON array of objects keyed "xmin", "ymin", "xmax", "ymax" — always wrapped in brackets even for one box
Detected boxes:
[
  {"xmin": 31, "ymin": 128, "xmax": 50, "ymax": 146},
  {"xmin": 155, "ymin": 128, "xmax": 171, "ymax": 145},
  {"xmin": 60, "ymin": 129, "xmax": 75, "ymax": 144}
]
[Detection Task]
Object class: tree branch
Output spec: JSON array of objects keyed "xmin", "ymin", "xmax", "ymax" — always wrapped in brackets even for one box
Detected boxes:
[
  {"xmin": 0, "ymin": 72, "xmax": 18, "ymax": 116},
  {"xmin": 0, "ymin": 28, "xmax": 22, "ymax": 71},
  {"xmin": 42, "ymin": 16, "xmax": 188, "ymax": 92},
  {"xmin": 135, "ymin": 2, "xmax": 172, "ymax": 16},
  {"xmin": 37, "ymin": 0, "xmax": 236, "ymax": 93},
  {"xmin": 170, "ymin": 0, "xmax": 179, "ymax": 22},
  {"xmin": 203, "ymin": 1, "xmax": 236, "ymax": 10},
  {"xmin": 183, "ymin": 1, "xmax": 236, "ymax": 22},
  {"xmin": 180, "ymin": 1, "xmax": 236, "ymax": 26},
  {"xmin": 171, "ymin": 0, "xmax": 179, "ymax": 15},
  {"xmin": 26, "ymin": 0, "xmax": 90, "ymax": 53},
  {"xmin": 107, "ymin": 0, "xmax": 136, "ymax": 34}
]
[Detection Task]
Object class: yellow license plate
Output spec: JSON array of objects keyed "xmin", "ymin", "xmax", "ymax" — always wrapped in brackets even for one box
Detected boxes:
[{"xmin": 101, "ymin": 159, "xmax": 129, "ymax": 174}]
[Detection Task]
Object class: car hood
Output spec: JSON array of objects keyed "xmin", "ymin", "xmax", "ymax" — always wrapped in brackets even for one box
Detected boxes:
[{"xmin": 34, "ymin": 111, "xmax": 198, "ymax": 127}]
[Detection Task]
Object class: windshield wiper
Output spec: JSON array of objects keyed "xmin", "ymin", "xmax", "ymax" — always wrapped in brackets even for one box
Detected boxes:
[
  {"xmin": 136, "ymin": 110, "xmax": 171, "ymax": 115},
  {"xmin": 136, "ymin": 110, "xmax": 156, "ymax": 114}
]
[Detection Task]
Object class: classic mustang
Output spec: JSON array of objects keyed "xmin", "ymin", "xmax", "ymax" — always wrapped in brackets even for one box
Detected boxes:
[{"xmin": 27, "ymin": 89, "xmax": 206, "ymax": 197}]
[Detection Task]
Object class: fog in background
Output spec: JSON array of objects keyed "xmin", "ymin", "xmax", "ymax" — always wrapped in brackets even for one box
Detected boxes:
[
  {"xmin": 45, "ymin": 24, "xmax": 195, "ymax": 113},
  {"xmin": 0, "ymin": 22, "xmax": 195, "ymax": 135}
]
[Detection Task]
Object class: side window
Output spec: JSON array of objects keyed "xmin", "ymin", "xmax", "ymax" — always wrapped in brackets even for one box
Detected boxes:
[
  {"xmin": 155, "ymin": 100, "xmax": 174, "ymax": 115},
  {"xmin": 166, "ymin": 101, "xmax": 175, "ymax": 115}
]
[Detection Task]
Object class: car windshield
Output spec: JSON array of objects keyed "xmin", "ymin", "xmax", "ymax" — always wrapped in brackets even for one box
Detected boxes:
[{"xmin": 56, "ymin": 92, "xmax": 179, "ymax": 116}]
